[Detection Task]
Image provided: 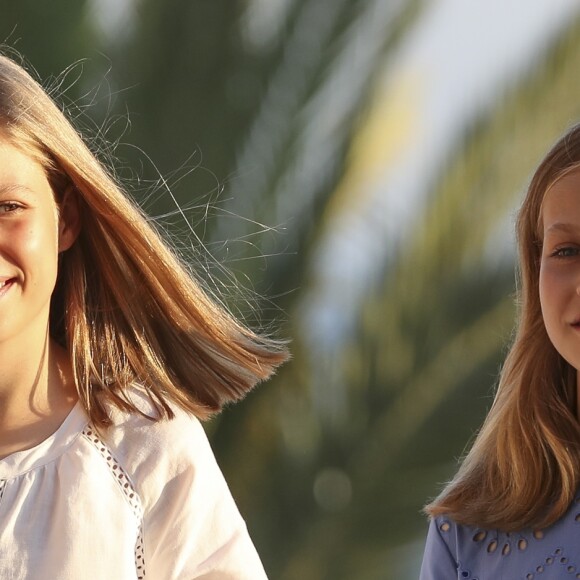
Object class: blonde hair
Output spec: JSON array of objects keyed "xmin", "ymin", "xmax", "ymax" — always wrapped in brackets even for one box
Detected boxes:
[
  {"xmin": 426, "ymin": 124, "xmax": 580, "ymax": 531},
  {"xmin": 0, "ymin": 54, "xmax": 288, "ymax": 427}
]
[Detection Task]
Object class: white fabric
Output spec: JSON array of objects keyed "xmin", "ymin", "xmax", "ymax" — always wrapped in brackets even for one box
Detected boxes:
[{"xmin": 0, "ymin": 389, "xmax": 268, "ymax": 579}]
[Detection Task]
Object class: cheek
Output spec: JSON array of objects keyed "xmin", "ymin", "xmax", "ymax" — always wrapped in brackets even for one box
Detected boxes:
[
  {"xmin": 539, "ymin": 260, "xmax": 579, "ymax": 344},
  {"xmin": 540, "ymin": 260, "xmax": 567, "ymax": 298},
  {"xmin": 24, "ymin": 227, "xmax": 58, "ymax": 254},
  {"xmin": 539, "ymin": 263, "xmax": 551, "ymax": 310},
  {"xmin": 539, "ymin": 264, "xmax": 563, "ymax": 329},
  {"xmin": 7, "ymin": 216, "xmax": 59, "ymax": 278},
  {"xmin": 16, "ymin": 219, "xmax": 57, "ymax": 247}
]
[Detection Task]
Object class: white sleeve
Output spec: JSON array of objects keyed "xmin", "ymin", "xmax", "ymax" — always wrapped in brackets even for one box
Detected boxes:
[{"xmin": 120, "ymin": 407, "xmax": 268, "ymax": 580}]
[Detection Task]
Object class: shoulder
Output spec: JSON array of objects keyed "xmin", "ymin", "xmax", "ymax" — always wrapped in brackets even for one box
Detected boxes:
[
  {"xmin": 420, "ymin": 509, "xmax": 580, "ymax": 580},
  {"xmin": 421, "ymin": 515, "xmax": 496, "ymax": 579},
  {"xmin": 420, "ymin": 515, "xmax": 495, "ymax": 579},
  {"xmin": 104, "ymin": 386, "xmax": 209, "ymax": 451},
  {"xmin": 422, "ymin": 514, "xmax": 503, "ymax": 563},
  {"xmin": 96, "ymin": 388, "xmax": 267, "ymax": 577},
  {"xmin": 422, "ymin": 516, "xmax": 459, "ymax": 564},
  {"xmin": 101, "ymin": 386, "xmax": 222, "ymax": 510}
]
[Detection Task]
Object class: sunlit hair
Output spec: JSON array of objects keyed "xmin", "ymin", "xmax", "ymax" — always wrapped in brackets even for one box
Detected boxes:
[
  {"xmin": 426, "ymin": 124, "xmax": 580, "ymax": 531},
  {"xmin": 0, "ymin": 53, "xmax": 289, "ymax": 427}
]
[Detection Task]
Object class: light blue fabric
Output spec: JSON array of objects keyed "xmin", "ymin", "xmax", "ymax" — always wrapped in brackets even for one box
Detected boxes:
[{"xmin": 420, "ymin": 496, "xmax": 580, "ymax": 579}]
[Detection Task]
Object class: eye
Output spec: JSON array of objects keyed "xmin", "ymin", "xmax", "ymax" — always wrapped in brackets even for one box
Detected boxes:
[
  {"xmin": 551, "ymin": 246, "xmax": 580, "ymax": 258},
  {"xmin": 0, "ymin": 202, "xmax": 23, "ymax": 213}
]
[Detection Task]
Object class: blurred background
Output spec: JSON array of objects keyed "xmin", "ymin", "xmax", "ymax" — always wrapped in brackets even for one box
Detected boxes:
[{"xmin": 4, "ymin": 0, "xmax": 580, "ymax": 577}]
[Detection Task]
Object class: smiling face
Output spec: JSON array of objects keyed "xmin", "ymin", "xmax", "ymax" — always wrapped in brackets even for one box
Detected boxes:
[
  {"xmin": 0, "ymin": 134, "xmax": 78, "ymax": 348},
  {"xmin": 539, "ymin": 167, "xmax": 580, "ymax": 370}
]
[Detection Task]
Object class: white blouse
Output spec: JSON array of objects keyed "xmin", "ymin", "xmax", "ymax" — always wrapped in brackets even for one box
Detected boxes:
[{"xmin": 0, "ymin": 389, "xmax": 268, "ymax": 579}]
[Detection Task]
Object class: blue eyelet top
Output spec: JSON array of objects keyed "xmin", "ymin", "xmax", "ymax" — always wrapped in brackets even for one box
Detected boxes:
[{"xmin": 420, "ymin": 495, "xmax": 580, "ymax": 579}]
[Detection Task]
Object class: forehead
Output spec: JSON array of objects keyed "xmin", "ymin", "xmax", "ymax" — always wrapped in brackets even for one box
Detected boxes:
[
  {"xmin": 0, "ymin": 135, "xmax": 49, "ymax": 192},
  {"xmin": 542, "ymin": 169, "xmax": 580, "ymax": 233}
]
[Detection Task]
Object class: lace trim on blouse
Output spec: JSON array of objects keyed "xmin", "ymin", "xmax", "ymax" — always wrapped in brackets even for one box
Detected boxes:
[{"xmin": 82, "ymin": 425, "xmax": 146, "ymax": 579}]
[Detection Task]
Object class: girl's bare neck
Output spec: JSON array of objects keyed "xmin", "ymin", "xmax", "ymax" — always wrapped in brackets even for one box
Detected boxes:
[{"xmin": 0, "ymin": 335, "xmax": 77, "ymax": 459}]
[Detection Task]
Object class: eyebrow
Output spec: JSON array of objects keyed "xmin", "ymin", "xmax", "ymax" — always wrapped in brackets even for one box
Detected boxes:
[
  {"xmin": 0, "ymin": 184, "xmax": 36, "ymax": 197},
  {"xmin": 544, "ymin": 222, "xmax": 580, "ymax": 235}
]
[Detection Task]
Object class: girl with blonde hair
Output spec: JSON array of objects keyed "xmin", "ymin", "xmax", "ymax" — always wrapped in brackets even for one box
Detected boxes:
[
  {"xmin": 0, "ymin": 52, "xmax": 288, "ymax": 578},
  {"xmin": 421, "ymin": 123, "xmax": 580, "ymax": 578}
]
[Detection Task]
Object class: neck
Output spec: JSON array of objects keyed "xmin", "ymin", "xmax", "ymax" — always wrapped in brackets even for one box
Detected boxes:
[{"xmin": 0, "ymin": 326, "xmax": 77, "ymax": 456}]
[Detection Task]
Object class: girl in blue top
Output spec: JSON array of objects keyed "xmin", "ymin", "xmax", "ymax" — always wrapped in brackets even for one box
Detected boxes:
[{"xmin": 421, "ymin": 124, "xmax": 580, "ymax": 579}]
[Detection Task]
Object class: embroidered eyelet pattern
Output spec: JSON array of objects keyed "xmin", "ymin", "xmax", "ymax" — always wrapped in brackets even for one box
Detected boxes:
[
  {"xmin": 471, "ymin": 530, "xmax": 532, "ymax": 557},
  {"xmin": 463, "ymin": 519, "xmax": 580, "ymax": 579},
  {"xmin": 468, "ymin": 526, "xmax": 543, "ymax": 562},
  {"xmin": 439, "ymin": 495, "xmax": 580, "ymax": 580},
  {"xmin": 525, "ymin": 547, "xmax": 580, "ymax": 578},
  {"xmin": 439, "ymin": 519, "xmax": 555, "ymax": 580},
  {"xmin": 83, "ymin": 426, "xmax": 146, "ymax": 579}
]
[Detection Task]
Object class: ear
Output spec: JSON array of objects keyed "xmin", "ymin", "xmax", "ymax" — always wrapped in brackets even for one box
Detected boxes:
[{"xmin": 58, "ymin": 186, "xmax": 81, "ymax": 252}]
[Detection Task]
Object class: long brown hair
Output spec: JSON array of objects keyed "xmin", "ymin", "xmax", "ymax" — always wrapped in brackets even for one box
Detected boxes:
[
  {"xmin": 426, "ymin": 124, "xmax": 580, "ymax": 531},
  {"xmin": 0, "ymin": 53, "xmax": 288, "ymax": 427}
]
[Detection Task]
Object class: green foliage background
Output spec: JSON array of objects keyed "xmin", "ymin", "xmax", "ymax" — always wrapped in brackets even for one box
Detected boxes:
[{"xmin": 3, "ymin": 1, "xmax": 580, "ymax": 578}]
